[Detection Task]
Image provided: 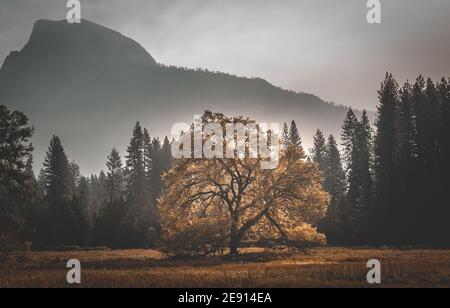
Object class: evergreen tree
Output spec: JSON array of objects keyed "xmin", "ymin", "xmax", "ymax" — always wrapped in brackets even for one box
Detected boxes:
[
  {"xmin": 346, "ymin": 113, "xmax": 373, "ymax": 244},
  {"xmin": 393, "ymin": 81, "xmax": 420, "ymax": 243},
  {"xmin": 421, "ymin": 78, "xmax": 442, "ymax": 243},
  {"xmin": 125, "ymin": 122, "xmax": 146, "ymax": 202},
  {"xmin": 341, "ymin": 108, "xmax": 358, "ymax": 171},
  {"xmin": 71, "ymin": 176, "xmax": 91, "ymax": 245},
  {"xmin": 43, "ymin": 136, "xmax": 75, "ymax": 204},
  {"xmin": 143, "ymin": 128, "xmax": 153, "ymax": 179},
  {"xmin": 324, "ymin": 135, "xmax": 347, "ymax": 197},
  {"xmin": 22, "ymin": 157, "xmax": 42, "ymax": 242},
  {"xmin": 69, "ymin": 161, "xmax": 81, "ymax": 190},
  {"xmin": 374, "ymin": 73, "xmax": 399, "ymax": 244},
  {"xmin": 40, "ymin": 136, "xmax": 77, "ymax": 247},
  {"xmin": 122, "ymin": 122, "xmax": 158, "ymax": 247},
  {"xmin": 161, "ymin": 137, "xmax": 173, "ymax": 173},
  {"xmin": 437, "ymin": 78, "xmax": 450, "ymax": 243},
  {"xmin": 37, "ymin": 169, "xmax": 47, "ymax": 197},
  {"xmin": 311, "ymin": 129, "xmax": 327, "ymax": 172},
  {"xmin": 320, "ymin": 135, "xmax": 347, "ymax": 243},
  {"xmin": 98, "ymin": 171, "xmax": 108, "ymax": 202},
  {"xmin": 89, "ymin": 175, "xmax": 100, "ymax": 215},
  {"xmin": 92, "ymin": 198, "xmax": 127, "ymax": 248},
  {"xmin": 105, "ymin": 148, "xmax": 124, "ymax": 203},
  {"xmin": 288, "ymin": 120, "xmax": 302, "ymax": 148},
  {"xmin": 150, "ymin": 137, "xmax": 163, "ymax": 201}
]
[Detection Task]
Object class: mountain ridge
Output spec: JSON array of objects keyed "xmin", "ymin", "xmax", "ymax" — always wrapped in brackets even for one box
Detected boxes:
[{"xmin": 0, "ymin": 19, "xmax": 370, "ymax": 175}]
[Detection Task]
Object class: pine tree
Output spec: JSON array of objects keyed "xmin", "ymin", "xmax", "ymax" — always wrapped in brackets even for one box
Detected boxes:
[
  {"xmin": 98, "ymin": 171, "xmax": 108, "ymax": 202},
  {"xmin": 341, "ymin": 108, "xmax": 358, "ymax": 171},
  {"xmin": 105, "ymin": 148, "xmax": 123, "ymax": 203},
  {"xmin": 437, "ymin": 78, "xmax": 450, "ymax": 244},
  {"xmin": 22, "ymin": 157, "xmax": 42, "ymax": 242},
  {"xmin": 69, "ymin": 161, "xmax": 81, "ymax": 189},
  {"xmin": 161, "ymin": 137, "xmax": 173, "ymax": 173},
  {"xmin": 288, "ymin": 120, "xmax": 302, "ymax": 148},
  {"xmin": 43, "ymin": 136, "xmax": 75, "ymax": 204},
  {"xmin": 393, "ymin": 81, "xmax": 420, "ymax": 243},
  {"xmin": 320, "ymin": 135, "xmax": 347, "ymax": 243},
  {"xmin": 143, "ymin": 128, "xmax": 152, "ymax": 179},
  {"xmin": 374, "ymin": 73, "xmax": 399, "ymax": 244},
  {"xmin": 40, "ymin": 136, "xmax": 77, "ymax": 247},
  {"xmin": 324, "ymin": 135, "xmax": 347, "ymax": 197},
  {"xmin": 125, "ymin": 122, "xmax": 146, "ymax": 202},
  {"xmin": 311, "ymin": 129, "xmax": 327, "ymax": 172},
  {"xmin": 346, "ymin": 113, "xmax": 373, "ymax": 244},
  {"xmin": 424, "ymin": 78, "xmax": 440, "ymax": 174},
  {"xmin": 150, "ymin": 137, "xmax": 163, "ymax": 200},
  {"xmin": 122, "ymin": 122, "xmax": 158, "ymax": 247},
  {"xmin": 360, "ymin": 110, "xmax": 374, "ymax": 167},
  {"xmin": 422, "ymin": 78, "xmax": 442, "ymax": 243},
  {"xmin": 71, "ymin": 176, "xmax": 91, "ymax": 245}
]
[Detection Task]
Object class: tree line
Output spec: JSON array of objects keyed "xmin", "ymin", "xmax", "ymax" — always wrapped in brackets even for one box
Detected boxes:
[
  {"xmin": 1, "ymin": 73, "xmax": 449, "ymax": 251},
  {"xmin": 0, "ymin": 115, "xmax": 172, "ymax": 250},
  {"xmin": 310, "ymin": 74, "xmax": 450, "ymax": 246}
]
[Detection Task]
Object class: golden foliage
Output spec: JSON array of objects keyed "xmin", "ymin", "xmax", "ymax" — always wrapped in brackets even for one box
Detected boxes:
[{"xmin": 158, "ymin": 112, "xmax": 330, "ymax": 255}]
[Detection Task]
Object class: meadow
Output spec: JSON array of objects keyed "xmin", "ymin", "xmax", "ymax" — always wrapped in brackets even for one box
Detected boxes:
[{"xmin": 1, "ymin": 247, "xmax": 449, "ymax": 288}]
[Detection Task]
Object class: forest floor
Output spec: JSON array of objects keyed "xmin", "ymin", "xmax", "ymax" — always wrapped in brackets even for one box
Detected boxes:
[{"xmin": 0, "ymin": 247, "xmax": 449, "ymax": 288}]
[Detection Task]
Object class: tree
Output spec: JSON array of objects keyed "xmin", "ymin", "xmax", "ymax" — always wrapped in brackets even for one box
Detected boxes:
[
  {"xmin": 125, "ymin": 122, "xmax": 147, "ymax": 203},
  {"xmin": 346, "ymin": 111, "xmax": 373, "ymax": 244},
  {"xmin": 40, "ymin": 136, "xmax": 78, "ymax": 247},
  {"xmin": 288, "ymin": 120, "xmax": 302, "ymax": 148},
  {"xmin": 311, "ymin": 129, "xmax": 327, "ymax": 172},
  {"xmin": 158, "ymin": 112, "xmax": 329, "ymax": 256},
  {"xmin": 0, "ymin": 105, "xmax": 34, "ymax": 240},
  {"xmin": 161, "ymin": 137, "xmax": 173, "ymax": 173},
  {"xmin": 149, "ymin": 137, "xmax": 163, "ymax": 201},
  {"xmin": 22, "ymin": 157, "xmax": 43, "ymax": 242},
  {"xmin": 374, "ymin": 73, "xmax": 399, "ymax": 243},
  {"xmin": 421, "ymin": 78, "xmax": 443, "ymax": 243},
  {"xmin": 122, "ymin": 122, "xmax": 158, "ymax": 247},
  {"xmin": 69, "ymin": 161, "xmax": 81, "ymax": 189},
  {"xmin": 143, "ymin": 128, "xmax": 152, "ymax": 177},
  {"xmin": 341, "ymin": 108, "xmax": 358, "ymax": 171},
  {"xmin": 437, "ymin": 78, "xmax": 450, "ymax": 244},
  {"xmin": 320, "ymin": 135, "xmax": 347, "ymax": 243},
  {"xmin": 92, "ymin": 198, "xmax": 127, "ymax": 248},
  {"xmin": 105, "ymin": 148, "xmax": 124, "ymax": 203},
  {"xmin": 71, "ymin": 176, "xmax": 91, "ymax": 245},
  {"xmin": 392, "ymin": 81, "xmax": 420, "ymax": 243},
  {"xmin": 43, "ymin": 136, "xmax": 75, "ymax": 202}
]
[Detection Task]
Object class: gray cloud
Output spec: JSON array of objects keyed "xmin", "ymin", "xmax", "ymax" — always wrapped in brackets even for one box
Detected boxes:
[{"xmin": 1, "ymin": 0, "xmax": 450, "ymax": 110}]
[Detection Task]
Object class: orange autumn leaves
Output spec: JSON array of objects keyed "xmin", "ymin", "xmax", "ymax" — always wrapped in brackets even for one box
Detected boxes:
[{"xmin": 157, "ymin": 112, "xmax": 329, "ymax": 256}]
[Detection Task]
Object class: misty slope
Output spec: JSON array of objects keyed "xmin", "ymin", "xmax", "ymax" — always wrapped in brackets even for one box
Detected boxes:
[{"xmin": 0, "ymin": 19, "xmax": 363, "ymax": 174}]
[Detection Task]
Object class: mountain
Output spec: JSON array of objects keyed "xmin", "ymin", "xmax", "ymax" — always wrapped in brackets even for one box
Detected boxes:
[{"xmin": 0, "ymin": 19, "xmax": 367, "ymax": 174}]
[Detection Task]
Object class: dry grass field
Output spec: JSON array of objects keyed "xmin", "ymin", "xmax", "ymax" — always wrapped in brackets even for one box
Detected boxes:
[{"xmin": 1, "ymin": 247, "xmax": 449, "ymax": 288}]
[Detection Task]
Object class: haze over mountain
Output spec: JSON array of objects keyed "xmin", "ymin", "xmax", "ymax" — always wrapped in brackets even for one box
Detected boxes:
[{"xmin": 0, "ymin": 19, "xmax": 368, "ymax": 175}]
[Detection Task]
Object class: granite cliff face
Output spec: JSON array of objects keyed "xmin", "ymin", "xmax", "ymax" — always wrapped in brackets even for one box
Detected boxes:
[{"xmin": 0, "ymin": 19, "xmax": 361, "ymax": 174}]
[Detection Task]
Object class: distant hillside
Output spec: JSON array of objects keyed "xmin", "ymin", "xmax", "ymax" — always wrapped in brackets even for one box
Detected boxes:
[{"xmin": 0, "ymin": 19, "xmax": 369, "ymax": 174}]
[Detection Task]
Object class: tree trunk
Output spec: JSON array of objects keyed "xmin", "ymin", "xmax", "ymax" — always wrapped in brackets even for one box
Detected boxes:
[{"xmin": 230, "ymin": 220, "xmax": 239, "ymax": 257}]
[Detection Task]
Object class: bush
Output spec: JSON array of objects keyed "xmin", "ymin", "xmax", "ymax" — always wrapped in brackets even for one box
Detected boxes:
[{"xmin": 288, "ymin": 224, "xmax": 327, "ymax": 247}]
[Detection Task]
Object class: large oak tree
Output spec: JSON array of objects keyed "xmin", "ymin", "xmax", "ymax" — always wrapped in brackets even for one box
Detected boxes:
[{"xmin": 158, "ymin": 112, "xmax": 329, "ymax": 256}]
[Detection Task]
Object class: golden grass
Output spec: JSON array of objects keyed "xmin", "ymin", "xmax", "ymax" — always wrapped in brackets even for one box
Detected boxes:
[{"xmin": 1, "ymin": 247, "xmax": 449, "ymax": 288}]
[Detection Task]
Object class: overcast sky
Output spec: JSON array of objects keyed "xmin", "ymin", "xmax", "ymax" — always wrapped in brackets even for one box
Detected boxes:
[{"xmin": 1, "ymin": 0, "xmax": 450, "ymax": 110}]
